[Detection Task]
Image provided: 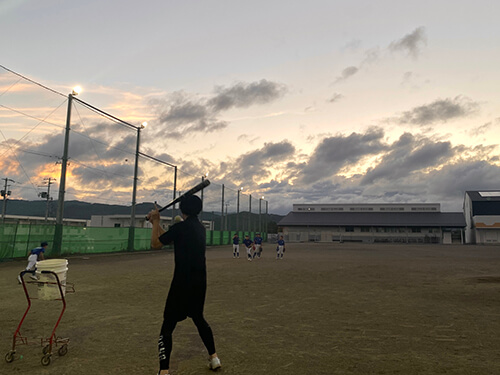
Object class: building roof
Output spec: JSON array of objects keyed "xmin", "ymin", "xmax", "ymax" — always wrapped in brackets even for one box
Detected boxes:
[
  {"xmin": 466, "ymin": 191, "xmax": 500, "ymax": 202},
  {"xmin": 278, "ymin": 211, "xmax": 465, "ymax": 228},
  {"xmin": 465, "ymin": 191, "xmax": 500, "ymax": 216}
]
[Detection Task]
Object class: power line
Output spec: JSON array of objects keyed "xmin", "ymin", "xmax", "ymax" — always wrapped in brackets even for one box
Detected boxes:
[
  {"xmin": 0, "ymin": 100, "xmax": 67, "ymax": 159},
  {"xmin": 0, "ymin": 64, "xmax": 66, "ymax": 98},
  {"xmin": 73, "ymin": 97, "xmax": 138, "ymax": 130}
]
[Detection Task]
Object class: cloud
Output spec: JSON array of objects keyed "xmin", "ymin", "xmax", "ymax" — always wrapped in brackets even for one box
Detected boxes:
[
  {"xmin": 299, "ymin": 127, "xmax": 387, "ymax": 184},
  {"xmin": 333, "ymin": 28, "xmax": 424, "ymax": 85},
  {"xmin": 469, "ymin": 118, "xmax": 500, "ymax": 137},
  {"xmin": 149, "ymin": 80, "xmax": 286, "ymax": 140},
  {"xmin": 327, "ymin": 93, "xmax": 343, "ymax": 103},
  {"xmin": 389, "ymin": 26, "xmax": 427, "ymax": 58},
  {"xmin": 393, "ymin": 96, "xmax": 480, "ymax": 126},
  {"xmin": 208, "ymin": 79, "xmax": 287, "ymax": 112},
  {"xmin": 334, "ymin": 66, "xmax": 359, "ymax": 83},
  {"xmin": 361, "ymin": 133, "xmax": 454, "ymax": 184},
  {"xmin": 238, "ymin": 140, "xmax": 295, "ymax": 170}
]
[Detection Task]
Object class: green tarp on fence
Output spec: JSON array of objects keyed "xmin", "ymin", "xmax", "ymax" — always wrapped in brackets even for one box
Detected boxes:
[{"xmin": 0, "ymin": 223, "xmax": 267, "ymax": 261}]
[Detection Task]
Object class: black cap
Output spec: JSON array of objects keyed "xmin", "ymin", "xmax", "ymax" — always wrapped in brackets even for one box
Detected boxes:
[{"xmin": 41, "ymin": 241, "xmax": 48, "ymax": 247}]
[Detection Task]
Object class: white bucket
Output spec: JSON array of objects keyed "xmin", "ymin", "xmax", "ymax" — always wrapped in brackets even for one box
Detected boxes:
[{"xmin": 36, "ymin": 259, "xmax": 69, "ymax": 300}]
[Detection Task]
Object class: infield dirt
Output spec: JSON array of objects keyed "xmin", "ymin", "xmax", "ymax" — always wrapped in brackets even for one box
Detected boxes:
[{"xmin": 1, "ymin": 242, "xmax": 500, "ymax": 374}]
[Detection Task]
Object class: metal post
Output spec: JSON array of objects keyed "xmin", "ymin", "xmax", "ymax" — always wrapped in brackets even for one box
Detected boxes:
[
  {"xmin": 173, "ymin": 166, "xmax": 177, "ymax": 220},
  {"xmin": 249, "ymin": 195, "xmax": 252, "ymax": 233},
  {"xmin": 236, "ymin": 188, "xmax": 242, "ymax": 233},
  {"xmin": 201, "ymin": 175, "xmax": 205, "ymax": 220},
  {"xmin": 221, "ymin": 184, "xmax": 224, "ymax": 231},
  {"xmin": 128, "ymin": 124, "xmax": 144, "ymax": 251},
  {"xmin": 53, "ymin": 92, "xmax": 75, "ymax": 256},
  {"xmin": 265, "ymin": 200, "xmax": 268, "ymax": 235},
  {"xmin": 259, "ymin": 198, "xmax": 262, "ymax": 233}
]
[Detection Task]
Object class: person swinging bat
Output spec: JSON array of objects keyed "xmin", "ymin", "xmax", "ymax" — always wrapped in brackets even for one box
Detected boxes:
[{"xmin": 147, "ymin": 179, "xmax": 222, "ymax": 374}]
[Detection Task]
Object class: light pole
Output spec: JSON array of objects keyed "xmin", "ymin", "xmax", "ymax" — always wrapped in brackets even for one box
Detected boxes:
[
  {"xmin": 128, "ymin": 121, "xmax": 147, "ymax": 251},
  {"xmin": 1, "ymin": 178, "xmax": 15, "ymax": 223},
  {"xmin": 236, "ymin": 187, "xmax": 243, "ymax": 233},
  {"xmin": 53, "ymin": 86, "xmax": 80, "ymax": 256},
  {"xmin": 259, "ymin": 196, "xmax": 264, "ymax": 233}
]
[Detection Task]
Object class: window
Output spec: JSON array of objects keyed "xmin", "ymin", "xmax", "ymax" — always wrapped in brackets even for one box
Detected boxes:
[
  {"xmin": 345, "ymin": 226, "xmax": 354, "ymax": 232},
  {"xmin": 411, "ymin": 227, "xmax": 421, "ymax": 233},
  {"xmin": 361, "ymin": 227, "xmax": 370, "ymax": 232},
  {"xmin": 114, "ymin": 223, "xmax": 121, "ymax": 228}
]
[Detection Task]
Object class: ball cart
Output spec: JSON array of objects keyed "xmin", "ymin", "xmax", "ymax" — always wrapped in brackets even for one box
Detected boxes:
[{"xmin": 5, "ymin": 269, "xmax": 75, "ymax": 366}]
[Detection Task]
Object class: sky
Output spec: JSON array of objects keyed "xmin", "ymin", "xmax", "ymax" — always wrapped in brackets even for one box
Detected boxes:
[{"xmin": 1, "ymin": 0, "xmax": 500, "ymax": 215}]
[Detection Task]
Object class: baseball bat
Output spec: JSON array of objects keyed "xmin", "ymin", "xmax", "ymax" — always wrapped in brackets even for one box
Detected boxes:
[{"xmin": 146, "ymin": 179, "xmax": 211, "ymax": 218}]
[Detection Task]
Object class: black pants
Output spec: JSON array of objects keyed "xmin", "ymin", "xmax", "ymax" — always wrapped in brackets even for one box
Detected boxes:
[{"xmin": 158, "ymin": 313, "xmax": 216, "ymax": 370}]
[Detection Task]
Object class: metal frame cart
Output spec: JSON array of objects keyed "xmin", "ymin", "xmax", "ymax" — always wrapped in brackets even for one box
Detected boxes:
[{"xmin": 5, "ymin": 270, "xmax": 75, "ymax": 366}]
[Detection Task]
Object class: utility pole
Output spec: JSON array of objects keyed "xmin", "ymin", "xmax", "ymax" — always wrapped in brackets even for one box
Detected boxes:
[
  {"xmin": 54, "ymin": 88, "xmax": 79, "ymax": 256},
  {"xmin": 39, "ymin": 177, "xmax": 55, "ymax": 222},
  {"xmin": 1, "ymin": 178, "xmax": 15, "ymax": 223}
]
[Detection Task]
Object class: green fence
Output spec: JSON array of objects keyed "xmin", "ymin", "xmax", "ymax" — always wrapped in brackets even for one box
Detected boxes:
[{"xmin": 0, "ymin": 223, "xmax": 267, "ymax": 260}]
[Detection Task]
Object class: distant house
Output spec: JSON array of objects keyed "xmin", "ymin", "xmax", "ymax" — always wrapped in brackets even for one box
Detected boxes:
[
  {"xmin": 463, "ymin": 191, "xmax": 500, "ymax": 244},
  {"xmin": 278, "ymin": 203, "xmax": 465, "ymax": 244}
]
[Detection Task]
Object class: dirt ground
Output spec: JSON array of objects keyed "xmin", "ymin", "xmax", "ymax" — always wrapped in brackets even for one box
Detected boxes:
[{"xmin": 1, "ymin": 242, "xmax": 500, "ymax": 375}]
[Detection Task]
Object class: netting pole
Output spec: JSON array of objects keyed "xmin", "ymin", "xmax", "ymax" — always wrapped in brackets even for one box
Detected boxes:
[
  {"xmin": 172, "ymin": 166, "xmax": 177, "ymax": 222},
  {"xmin": 53, "ymin": 92, "xmax": 76, "ymax": 256},
  {"xmin": 249, "ymin": 195, "xmax": 252, "ymax": 233},
  {"xmin": 221, "ymin": 184, "xmax": 224, "ymax": 231},
  {"xmin": 265, "ymin": 200, "xmax": 268, "ymax": 236},
  {"xmin": 259, "ymin": 197, "xmax": 263, "ymax": 233},
  {"xmin": 128, "ymin": 123, "xmax": 145, "ymax": 252},
  {"xmin": 236, "ymin": 188, "xmax": 242, "ymax": 233}
]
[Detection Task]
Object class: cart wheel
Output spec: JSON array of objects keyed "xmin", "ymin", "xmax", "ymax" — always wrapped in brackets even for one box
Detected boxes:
[
  {"xmin": 58, "ymin": 344, "xmax": 68, "ymax": 356},
  {"xmin": 5, "ymin": 351, "xmax": 15, "ymax": 363},
  {"xmin": 42, "ymin": 345, "xmax": 50, "ymax": 355},
  {"xmin": 41, "ymin": 354, "xmax": 51, "ymax": 366}
]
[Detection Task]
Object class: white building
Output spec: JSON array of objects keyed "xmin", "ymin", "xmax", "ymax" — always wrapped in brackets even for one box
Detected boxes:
[
  {"xmin": 279, "ymin": 203, "xmax": 465, "ymax": 244},
  {"xmin": 1, "ymin": 214, "xmax": 88, "ymax": 226},
  {"xmin": 90, "ymin": 215, "xmax": 214, "ymax": 231},
  {"xmin": 463, "ymin": 191, "xmax": 500, "ymax": 244}
]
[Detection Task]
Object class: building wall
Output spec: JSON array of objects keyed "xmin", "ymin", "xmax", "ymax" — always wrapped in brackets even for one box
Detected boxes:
[
  {"xmin": 293, "ymin": 203, "xmax": 440, "ymax": 213},
  {"xmin": 476, "ymin": 229, "xmax": 500, "ymax": 244},
  {"xmin": 281, "ymin": 226, "xmax": 457, "ymax": 244},
  {"xmin": 464, "ymin": 194, "xmax": 475, "ymax": 244},
  {"xmin": 472, "ymin": 215, "xmax": 500, "ymax": 244}
]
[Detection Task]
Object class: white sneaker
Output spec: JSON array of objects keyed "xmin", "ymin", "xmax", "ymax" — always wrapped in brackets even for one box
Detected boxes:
[
  {"xmin": 208, "ymin": 356, "xmax": 221, "ymax": 370},
  {"xmin": 17, "ymin": 275, "xmax": 22, "ymax": 284},
  {"xmin": 29, "ymin": 274, "xmax": 38, "ymax": 281}
]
